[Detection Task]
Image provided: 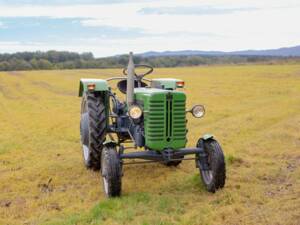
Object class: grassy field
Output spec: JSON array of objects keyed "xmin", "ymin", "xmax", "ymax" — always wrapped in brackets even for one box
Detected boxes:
[{"xmin": 0, "ymin": 65, "xmax": 300, "ymax": 225}]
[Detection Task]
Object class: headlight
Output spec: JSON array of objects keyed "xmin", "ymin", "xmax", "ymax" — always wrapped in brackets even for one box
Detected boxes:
[
  {"xmin": 191, "ymin": 105, "xmax": 205, "ymax": 118},
  {"xmin": 128, "ymin": 105, "xmax": 143, "ymax": 119}
]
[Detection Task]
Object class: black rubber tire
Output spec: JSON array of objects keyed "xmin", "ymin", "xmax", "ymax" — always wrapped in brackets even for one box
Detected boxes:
[
  {"xmin": 101, "ymin": 145, "xmax": 122, "ymax": 197},
  {"xmin": 197, "ymin": 139, "xmax": 226, "ymax": 193},
  {"xmin": 80, "ymin": 92, "xmax": 106, "ymax": 170}
]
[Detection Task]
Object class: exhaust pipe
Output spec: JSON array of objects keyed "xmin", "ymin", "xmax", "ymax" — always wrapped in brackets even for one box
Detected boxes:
[{"xmin": 127, "ymin": 52, "xmax": 135, "ymax": 107}]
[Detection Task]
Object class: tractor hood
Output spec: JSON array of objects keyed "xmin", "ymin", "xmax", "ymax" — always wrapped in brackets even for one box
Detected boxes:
[{"xmin": 134, "ymin": 88, "xmax": 187, "ymax": 151}]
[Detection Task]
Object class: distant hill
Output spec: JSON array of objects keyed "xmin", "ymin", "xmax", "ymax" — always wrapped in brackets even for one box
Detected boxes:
[
  {"xmin": 1, "ymin": 47, "xmax": 300, "ymax": 71},
  {"xmin": 139, "ymin": 45, "xmax": 300, "ymax": 57}
]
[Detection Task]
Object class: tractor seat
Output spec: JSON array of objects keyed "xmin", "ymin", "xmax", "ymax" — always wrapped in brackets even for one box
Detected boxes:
[{"xmin": 117, "ymin": 79, "xmax": 147, "ymax": 94}]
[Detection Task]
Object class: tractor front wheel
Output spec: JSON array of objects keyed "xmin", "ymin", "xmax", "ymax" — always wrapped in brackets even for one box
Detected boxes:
[
  {"xmin": 101, "ymin": 145, "xmax": 122, "ymax": 197},
  {"xmin": 197, "ymin": 139, "xmax": 226, "ymax": 193}
]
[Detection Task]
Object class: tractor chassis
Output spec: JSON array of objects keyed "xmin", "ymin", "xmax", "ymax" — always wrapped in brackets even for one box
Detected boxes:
[{"xmin": 119, "ymin": 145, "xmax": 209, "ymax": 170}]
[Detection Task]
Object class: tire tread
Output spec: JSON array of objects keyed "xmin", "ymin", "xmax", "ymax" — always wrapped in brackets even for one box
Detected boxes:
[{"xmin": 81, "ymin": 92, "xmax": 107, "ymax": 170}]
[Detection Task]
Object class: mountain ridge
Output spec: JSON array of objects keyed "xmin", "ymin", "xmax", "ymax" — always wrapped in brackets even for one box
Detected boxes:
[{"xmin": 138, "ymin": 45, "xmax": 300, "ymax": 57}]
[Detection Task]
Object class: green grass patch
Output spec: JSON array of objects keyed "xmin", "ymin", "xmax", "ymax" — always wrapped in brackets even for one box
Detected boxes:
[{"xmin": 45, "ymin": 192, "xmax": 185, "ymax": 225}]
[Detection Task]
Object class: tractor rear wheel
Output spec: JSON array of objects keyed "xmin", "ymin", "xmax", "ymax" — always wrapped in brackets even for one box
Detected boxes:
[
  {"xmin": 197, "ymin": 139, "xmax": 226, "ymax": 193},
  {"xmin": 80, "ymin": 92, "xmax": 107, "ymax": 170},
  {"xmin": 101, "ymin": 145, "xmax": 122, "ymax": 197}
]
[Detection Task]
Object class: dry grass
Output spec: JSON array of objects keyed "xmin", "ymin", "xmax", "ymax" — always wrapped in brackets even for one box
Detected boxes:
[{"xmin": 0, "ymin": 65, "xmax": 300, "ymax": 225}]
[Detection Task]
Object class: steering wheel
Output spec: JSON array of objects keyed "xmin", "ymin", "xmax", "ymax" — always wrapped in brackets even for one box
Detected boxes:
[{"xmin": 122, "ymin": 64, "xmax": 153, "ymax": 79}]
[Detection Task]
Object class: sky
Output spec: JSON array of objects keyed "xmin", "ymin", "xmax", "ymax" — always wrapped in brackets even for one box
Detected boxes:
[{"xmin": 0, "ymin": 0, "xmax": 299, "ymax": 57}]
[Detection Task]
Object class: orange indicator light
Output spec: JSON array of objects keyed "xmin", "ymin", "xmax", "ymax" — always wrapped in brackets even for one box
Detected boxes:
[
  {"xmin": 87, "ymin": 83, "xmax": 96, "ymax": 90},
  {"xmin": 176, "ymin": 81, "xmax": 185, "ymax": 88}
]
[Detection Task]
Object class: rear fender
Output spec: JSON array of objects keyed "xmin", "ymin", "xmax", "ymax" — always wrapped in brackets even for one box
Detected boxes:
[
  {"xmin": 79, "ymin": 79, "xmax": 110, "ymax": 130},
  {"xmin": 79, "ymin": 78, "xmax": 109, "ymax": 97}
]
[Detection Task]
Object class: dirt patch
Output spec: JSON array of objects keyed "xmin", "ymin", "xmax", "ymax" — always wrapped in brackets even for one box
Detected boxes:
[
  {"xmin": 0, "ymin": 199, "xmax": 11, "ymax": 208},
  {"xmin": 263, "ymin": 156, "xmax": 299, "ymax": 197},
  {"xmin": 0, "ymin": 197, "xmax": 27, "ymax": 210}
]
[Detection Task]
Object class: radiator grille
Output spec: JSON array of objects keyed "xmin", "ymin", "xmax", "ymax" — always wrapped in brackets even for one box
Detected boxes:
[{"xmin": 147, "ymin": 94, "xmax": 186, "ymax": 144}]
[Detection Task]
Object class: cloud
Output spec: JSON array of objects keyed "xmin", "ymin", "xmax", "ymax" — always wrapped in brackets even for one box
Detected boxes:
[
  {"xmin": 0, "ymin": 4, "xmax": 139, "ymax": 18},
  {"xmin": 0, "ymin": 0, "xmax": 143, "ymax": 5},
  {"xmin": 138, "ymin": 6, "xmax": 258, "ymax": 15},
  {"xmin": 0, "ymin": 41, "xmax": 21, "ymax": 45},
  {"xmin": 0, "ymin": 0, "xmax": 299, "ymax": 56},
  {"xmin": 0, "ymin": 17, "xmax": 145, "ymax": 43}
]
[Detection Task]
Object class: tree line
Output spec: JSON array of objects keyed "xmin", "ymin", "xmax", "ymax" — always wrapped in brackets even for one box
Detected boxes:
[{"xmin": 0, "ymin": 50, "xmax": 299, "ymax": 71}]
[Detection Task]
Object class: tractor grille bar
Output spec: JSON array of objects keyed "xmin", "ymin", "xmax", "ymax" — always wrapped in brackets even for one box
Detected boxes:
[{"xmin": 166, "ymin": 93, "xmax": 172, "ymax": 139}]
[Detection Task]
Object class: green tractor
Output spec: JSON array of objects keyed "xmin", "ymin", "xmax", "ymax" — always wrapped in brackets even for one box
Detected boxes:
[{"xmin": 79, "ymin": 52, "xmax": 226, "ymax": 197}]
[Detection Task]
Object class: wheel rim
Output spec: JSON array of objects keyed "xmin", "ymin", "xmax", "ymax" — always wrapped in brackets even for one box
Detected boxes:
[
  {"xmin": 201, "ymin": 151, "xmax": 213, "ymax": 184},
  {"xmin": 201, "ymin": 170, "xmax": 213, "ymax": 184},
  {"xmin": 103, "ymin": 176, "xmax": 108, "ymax": 194},
  {"xmin": 101, "ymin": 153, "xmax": 109, "ymax": 195},
  {"xmin": 82, "ymin": 145, "xmax": 89, "ymax": 162}
]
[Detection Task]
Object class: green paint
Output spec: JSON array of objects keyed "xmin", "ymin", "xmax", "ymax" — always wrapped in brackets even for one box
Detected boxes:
[
  {"xmin": 134, "ymin": 88, "xmax": 187, "ymax": 151},
  {"xmin": 78, "ymin": 78, "xmax": 109, "ymax": 97},
  {"xmin": 151, "ymin": 78, "xmax": 183, "ymax": 90}
]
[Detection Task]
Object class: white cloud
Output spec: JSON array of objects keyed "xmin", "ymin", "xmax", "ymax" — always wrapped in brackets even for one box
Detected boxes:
[
  {"xmin": 0, "ymin": 0, "xmax": 299, "ymax": 56},
  {"xmin": 0, "ymin": 41, "xmax": 21, "ymax": 45}
]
